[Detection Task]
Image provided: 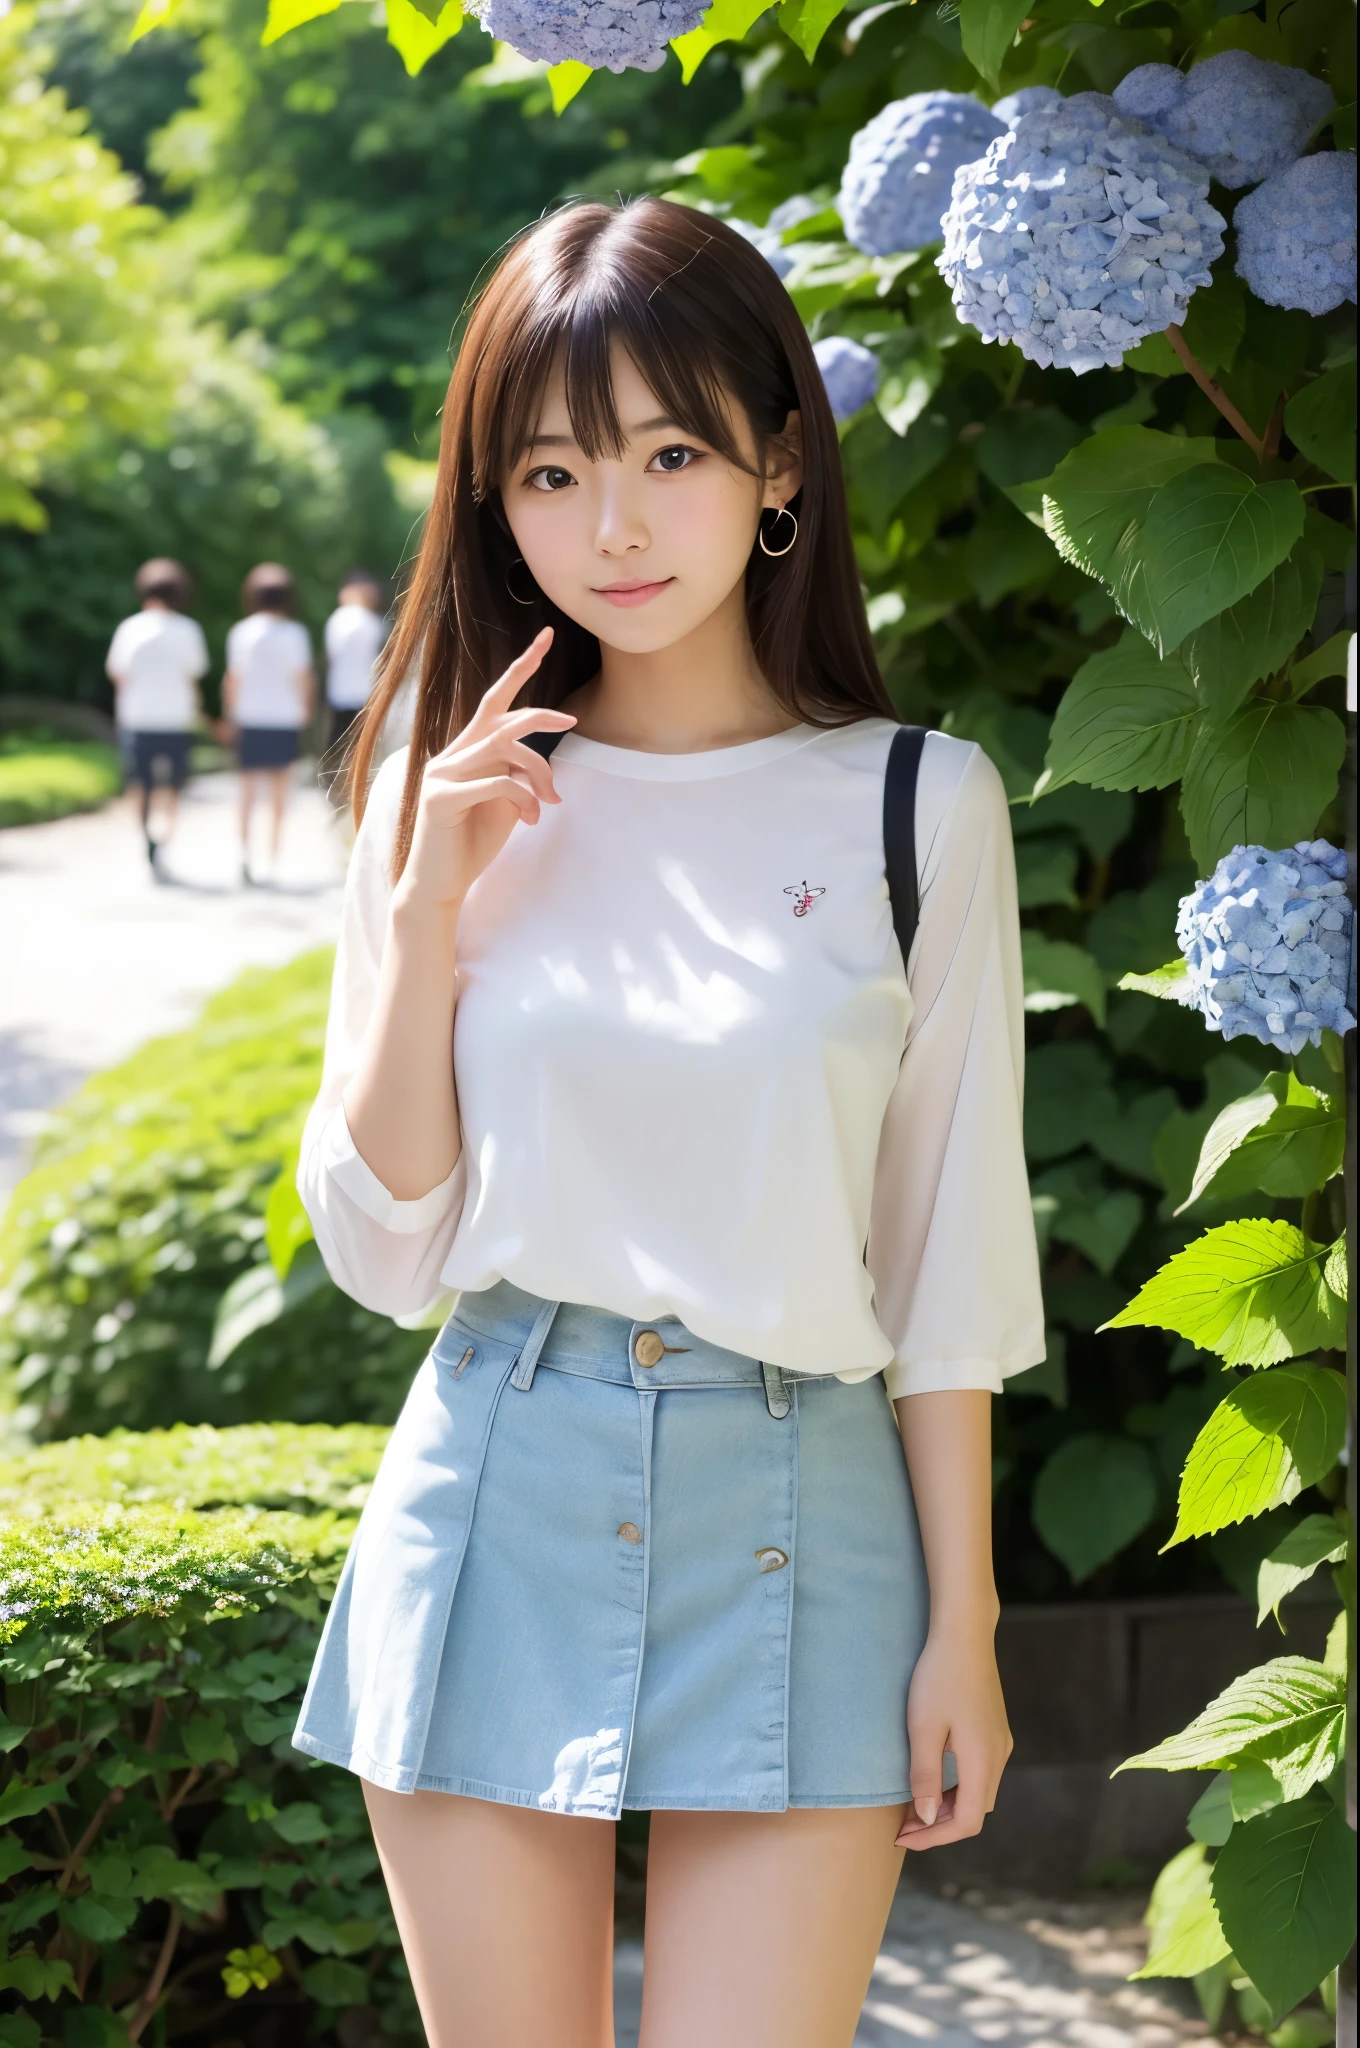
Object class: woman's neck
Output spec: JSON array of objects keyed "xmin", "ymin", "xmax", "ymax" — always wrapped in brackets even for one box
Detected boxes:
[{"xmin": 565, "ymin": 581, "xmax": 801, "ymax": 755}]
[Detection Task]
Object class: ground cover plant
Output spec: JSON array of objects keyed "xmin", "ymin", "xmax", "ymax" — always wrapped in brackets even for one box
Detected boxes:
[{"xmin": 0, "ymin": 734, "xmax": 122, "ymax": 832}]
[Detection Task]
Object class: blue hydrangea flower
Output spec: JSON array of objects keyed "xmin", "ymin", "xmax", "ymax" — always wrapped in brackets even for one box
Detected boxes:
[
  {"xmin": 1176, "ymin": 841, "xmax": 1356, "ymax": 1056},
  {"xmin": 812, "ymin": 336, "xmax": 879, "ymax": 420},
  {"xmin": 475, "ymin": 0, "xmax": 707, "ymax": 72},
  {"xmin": 730, "ymin": 197, "xmax": 825, "ymax": 280},
  {"xmin": 839, "ymin": 92, "xmax": 1006, "ymax": 256},
  {"xmin": 1234, "ymin": 152, "xmax": 1357, "ymax": 316},
  {"xmin": 992, "ymin": 86, "xmax": 1063, "ymax": 130},
  {"xmin": 1114, "ymin": 52, "xmax": 1333, "ymax": 189},
  {"xmin": 937, "ymin": 92, "xmax": 1226, "ymax": 374}
]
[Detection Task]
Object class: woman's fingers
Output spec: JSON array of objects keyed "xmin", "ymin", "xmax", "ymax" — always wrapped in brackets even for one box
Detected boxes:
[
  {"xmin": 904, "ymin": 1722, "xmax": 947, "ymax": 1830},
  {"xmin": 426, "ymin": 735, "xmax": 560, "ymax": 806},
  {"xmin": 896, "ymin": 1743, "xmax": 1004, "ymax": 1850},
  {"xmin": 423, "ymin": 772, "xmax": 541, "ymax": 825},
  {"xmin": 478, "ymin": 627, "xmax": 556, "ymax": 717}
]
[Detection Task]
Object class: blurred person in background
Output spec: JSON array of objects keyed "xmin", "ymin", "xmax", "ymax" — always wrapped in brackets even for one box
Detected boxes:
[
  {"xmin": 325, "ymin": 570, "xmax": 388, "ymax": 753},
  {"xmin": 105, "ymin": 557, "xmax": 209, "ymax": 879},
  {"xmin": 222, "ymin": 562, "xmax": 315, "ymax": 886}
]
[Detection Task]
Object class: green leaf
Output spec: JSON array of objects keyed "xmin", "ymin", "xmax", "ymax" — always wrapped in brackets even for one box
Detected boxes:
[
  {"xmin": 1119, "ymin": 1656, "xmax": 1344, "ymax": 1802},
  {"xmin": 670, "ymin": 0, "xmax": 772, "ymax": 78},
  {"xmin": 547, "ymin": 58, "xmax": 592, "ymax": 109},
  {"xmin": 1180, "ymin": 701, "xmax": 1346, "ymax": 871},
  {"xmin": 62, "ymin": 1890, "xmax": 139, "ymax": 1943},
  {"xmin": 0, "ymin": 1953, "xmax": 78, "ymax": 2000},
  {"xmin": 264, "ymin": 1163, "xmax": 313, "ymax": 1280},
  {"xmin": 1118, "ymin": 957, "xmax": 1195, "ymax": 1005},
  {"xmin": 1180, "ymin": 1075, "xmax": 1344, "ymax": 1215},
  {"xmin": 183, "ymin": 1708, "xmax": 239, "ymax": 1767},
  {"xmin": 1256, "ymin": 1514, "xmax": 1347, "ymax": 1627},
  {"xmin": 129, "ymin": 0, "xmax": 187, "ymax": 38},
  {"xmin": 301, "ymin": 1958, "xmax": 371, "ymax": 2006},
  {"xmin": 1038, "ymin": 631, "xmax": 1201, "ymax": 795},
  {"xmin": 269, "ymin": 1800, "xmax": 331, "ymax": 1845},
  {"xmin": 1134, "ymin": 1843, "xmax": 1233, "ymax": 1979},
  {"xmin": 1020, "ymin": 933, "xmax": 1107, "ymax": 1025},
  {"xmin": 1179, "ymin": 544, "xmax": 1324, "ymax": 723},
  {"xmin": 383, "ymin": 0, "xmax": 462, "ymax": 73},
  {"xmin": 260, "ymin": 0, "xmax": 343, "ymax": 42},
  {"xmin": 1284, "ymin": 367, "xmax": 1356, "ymax": 483},
  {"xmin": 1032, "ymin": 1433, "xmax": 1159, "ymax": 1582},
  {"xmin": 1290, "ymin": 631, "xmax": 1354, "ymax": 696},
  {"xmin": 965, "ymin": 498, "xmax": 1058, "ymax": 607},
  {"xmin": 1032, "ymin": 1157, "xmax": 1142, "ymax": 1273},
  {"xmin": 0, "ymin": 1778, "xmax": 68, "ymax": 1827},
  {"xmin": 1165, "ymin": 1362, "xmax": 1349, "ymax": 1546},
  {"xmin": 1187, "ymin": 1772, "xmax": 1236, "ymax": 1847},
  {"xmin": 1102, "ymin": 1222, "xmax": 1345, "ymax": 1369},
  {"xmin": 959, "ymin": 0, "xmax": 1030, "ymax": 86},
  {"xmin": 779, "ymin": 0, "xmax": 847, "ymax": 59},
  {"xmin": 1041, "ymin": 429, "xmax": 1221, "ymax": 635},
  {"xmin": 976, "ymin": 407, "xmax": 1084, "ymax": 494},
  {"xmin": 1231, "ymin": 1756, "xmax": 1288, "ymax": 1821},
  {"xmin": 1212, "ymin": 1792, "xmax": 1356, "ymax": 2024},
  {"xmin": 208, "ymin": 1247, "xmax": 330, "ymax": 1368},
  {"xmin": 876, "ymin": 333, "xmax": 945, "ymax": 437},
  {"xmin": 1137, "ymin": 469, "xmax": 1305, "ymax": 658}
]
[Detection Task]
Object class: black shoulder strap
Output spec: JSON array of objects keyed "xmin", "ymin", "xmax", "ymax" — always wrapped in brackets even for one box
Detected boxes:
[
  {"xmin": 522, "ymin": 728, "xmax": 567, "ymax": 760},
  {"xmin": 883, "ymin": 724, "xmax": 926, "ymax": 974}
]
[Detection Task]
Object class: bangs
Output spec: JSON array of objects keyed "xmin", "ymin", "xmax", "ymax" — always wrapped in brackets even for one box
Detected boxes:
[{"xmin": 469, "ymin": 210, "xmax": 785, "ymax": 497}]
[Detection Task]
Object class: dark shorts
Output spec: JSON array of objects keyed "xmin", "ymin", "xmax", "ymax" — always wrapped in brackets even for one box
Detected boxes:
[
  {"xmin": 238, "ymin": 727, "xmax": 301, "ymax": 772},
  {"xmin": 121, "ymin": 730, "xmax": 191, "ymax": 791}
]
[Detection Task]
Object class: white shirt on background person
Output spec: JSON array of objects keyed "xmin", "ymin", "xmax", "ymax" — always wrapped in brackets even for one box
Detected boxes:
[
  {"xmin": 299, "ymin": 719, "xmax": 1046, "ymax": 1400},
  {"xmin": 106, "ymin": 610, "xmax": 209, "ymax": 732},
  {"xmin": 325, "ymin": 602, "xmax": 387, "ymax": 710},
  {"xmin": 225, "ymin": 614, "xmax": 313, "ymax": 729}
]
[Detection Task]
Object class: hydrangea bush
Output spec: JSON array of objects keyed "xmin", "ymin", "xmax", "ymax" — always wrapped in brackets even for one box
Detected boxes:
[
  {"xmin": 1176, "ymin": 842, "xmax": 1356, "ymax": 1055},
  {"xmin": 1234, "ymin": 151, "xmax": 1358, "ymax": 314},
  {"xmin": 812, "ymin": 334, "xmax": 878, "ymax": 419},
  {"xmin": 838, "ymin": 91, "xmax": 1005, "ymax": 256},
  {"xmin": 472, "ymin": 0, "xmax": 707, "ymax": 72},
  {"xmin": 938, "ymin": 93, "xmax": 1226, "ymax": 372},
  {"xmin": 1113, "ymin": 52, "xmax": 1334, "ymax": 188}
]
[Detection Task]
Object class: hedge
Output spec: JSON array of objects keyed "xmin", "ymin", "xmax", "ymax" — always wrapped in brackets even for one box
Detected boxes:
[
  {"xmin": 0, "ymin": 735, "xmax": 121, "ymax": 832},
  {"xmin": 0, "ymin": 954, "xmax": 426, "ymax": 1441},
  {"xmin": 0, "ymin": 1422, "xmax": 423, "ymax": 2047}
]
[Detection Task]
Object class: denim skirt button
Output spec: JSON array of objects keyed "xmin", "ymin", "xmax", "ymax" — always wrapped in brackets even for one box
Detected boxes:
[
  {"xmin": 633, "ymin": 1330, "xmax": 665, "ymax": 1368},
  {"xmin": 755, "ymin": 1547, "xmax": 788, "ymax": 1573},
  {"xmin": 618, "ymin": 1522, "xmax": 642, "ymax": 1545}
]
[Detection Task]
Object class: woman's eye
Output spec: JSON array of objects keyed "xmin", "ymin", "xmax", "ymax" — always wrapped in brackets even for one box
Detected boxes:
[
  {"xmin": 528, "ymin": 466, "xmax": 574, "ymax": 492},
  {"xmin": 650, "ymin": 445, "xmax": 698, "ymax": 474}
]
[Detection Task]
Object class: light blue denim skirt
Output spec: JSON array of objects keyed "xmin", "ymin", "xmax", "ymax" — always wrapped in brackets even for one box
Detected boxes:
[{"xmin": 293, "ymin": 1280, "xmax": 935, "ymax": 1817}]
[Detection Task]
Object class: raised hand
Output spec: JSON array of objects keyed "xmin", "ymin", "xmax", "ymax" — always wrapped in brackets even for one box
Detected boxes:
[{"xmin": 398, "ymin": 628, "xmax": 575, "ymax": 915}]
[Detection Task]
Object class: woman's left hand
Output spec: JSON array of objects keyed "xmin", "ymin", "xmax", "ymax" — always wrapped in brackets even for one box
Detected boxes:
[{"xmin": 895, "ymin": 1625, "xmax": 1012, "ymax": 1850}]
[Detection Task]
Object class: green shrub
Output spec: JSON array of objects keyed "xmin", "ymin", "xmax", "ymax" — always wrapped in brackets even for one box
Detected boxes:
[
  {"xmin": 0, "ymin": 1422, "xmax": 420, "ymax": 2046},
  {"xmin": 0, "ymin": 954, "xmax": 426, "ymax": 1441},
  {"xmin": 0, "ymin": 733, "xmax": 121, "ymax": 830}
]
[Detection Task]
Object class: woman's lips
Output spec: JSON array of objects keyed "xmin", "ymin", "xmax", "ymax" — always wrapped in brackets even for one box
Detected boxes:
[{"xmin": 593, "ymin": 578, "xmax": 675, "ymax": 608}]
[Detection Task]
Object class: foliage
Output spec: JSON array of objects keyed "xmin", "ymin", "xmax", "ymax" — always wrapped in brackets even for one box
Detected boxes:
[
  {"xmin": 0, "ymin": 955, "xmax": 426, "ymax": 1442},
  {"xmin": 0, "ymin": 733, "xmax": 122, "ymax": 831},
  {"xmin": 0, "ymin": 1423, "xmax": 427, "ymax": 2045}
]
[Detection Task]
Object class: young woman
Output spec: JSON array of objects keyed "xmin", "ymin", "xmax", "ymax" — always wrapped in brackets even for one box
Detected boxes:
[
  {"xmin": 294, "ymin": 197, "xmax": 1043, "ymax": 2048},
  {"xmin": 222, "ymin": 562, "xmax": 315, "ymax": 884}
]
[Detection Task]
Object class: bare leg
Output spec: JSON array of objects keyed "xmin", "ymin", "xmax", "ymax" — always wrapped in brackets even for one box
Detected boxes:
[
  {"xmin": 266, "ymin": 766, "xmax": 290, "ymax": 863},
  {"xmin": 362, "ymin": 1783, "xmax": 616, "ymax": 2048},
  {"xmin": 152, "ymin": 787, "xmax": 180, "ymax": 849},
  {"xmin": 640, "ymin": 1805, "xmax": 907, "ymax": 2048},
  {"xmin": 238, "ymin": 770, "xmax": 258, "ymax": 869}
]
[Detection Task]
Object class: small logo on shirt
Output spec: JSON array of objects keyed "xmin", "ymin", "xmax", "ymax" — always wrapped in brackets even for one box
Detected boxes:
[{"xmin": 784, "ymin": 881, "xmax": 826, "ymax": 917}]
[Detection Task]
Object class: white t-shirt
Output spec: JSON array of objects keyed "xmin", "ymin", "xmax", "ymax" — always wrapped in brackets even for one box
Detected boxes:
[
  {"xmin": 325, "ymin": 604, "xmax": 386, "ymax": 710},
  {"xmin": 299, "ymin": 720, "xmax": 1045, "ymax": 1400},
  {"xmin": 106, "ymin": 610, "xmax": 208, "ymax": 732},
  {"xmin": 225, "ymin": 615, "xmax": 313, "ymax": 729}
]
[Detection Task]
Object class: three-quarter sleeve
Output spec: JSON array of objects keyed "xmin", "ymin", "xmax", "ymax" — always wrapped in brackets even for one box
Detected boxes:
[
  {"xmin": 297, "ymin": 751, "xmax": 466, "ymax": 1320},
  {"xmin": 866, "ymin": 735, "xmax": 1045, "ymax": 1400}
]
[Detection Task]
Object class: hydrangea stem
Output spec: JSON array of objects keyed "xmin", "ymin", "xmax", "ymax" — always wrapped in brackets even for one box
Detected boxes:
[{"xmin": 1164, "ymin": 324, "xmax": 1266, "ymax": 460}]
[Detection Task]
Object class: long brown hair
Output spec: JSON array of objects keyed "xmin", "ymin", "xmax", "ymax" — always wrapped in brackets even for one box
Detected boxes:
[{"xmin": 349, "ymin": 196, "xmax": 893, "ymax": 871}]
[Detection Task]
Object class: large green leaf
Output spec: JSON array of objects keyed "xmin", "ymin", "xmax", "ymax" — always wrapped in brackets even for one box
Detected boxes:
[
  {"xmin": 1256, "ymin": 1514, "xmax": 1347, "ymax": 1627},
  {"xmin": 1165, "ymin": 1362, "xmax": 1349, "ymax": 1545},
  {"xmin": 1119, "ymin": 1656, "xmax": 1345, "ymax": 1802},
  {"xmin": 1032, "ymin": 1433, "xmax": 1158, "ymax": 1582},
  {"xmin": 1102, "ymin": 1221, "xmax": 1345, "ymax": 1369},
  {"xmin": 1179, "ymin": 543, "xmax": 1324, "ymax": 723},
  {"xmin": 1042, "ymin": 430, "xmax": 1220, "ymax": 636},
  {"xmin": 1179, "ymin": 1075, "xmax": 1343, "ymax": 1215},
  {"xmin": 959, "ymin": 0, "xmax": 1029, "ymax": 84},
  {"xmin": 1138, "ymin": 469, "xmax": 1305, "ymax": 657},
  {"xmin": 1179, "ymin": 700, "xmax": 1347, "ymax": 874},
  {"xmin": 976, "ymin": 406, "xmax": 1084, "ymax": 493},
  {"xmin": 965, "ymin": 498, "xmax": 1059, "ymax": 606},
  {"xmin": 779, "ymin": 0, "xmax": 847, "ymax": 58},
  {"xmin": 1133, "ymin": 1843, "xmax": 1233, "ymax": 1980},
  {"xmin": 382, "ymin": 0, "xmax": 462, "ymax": 74},
  {"xmin": 1038, "ymin": 631, "xmax": 1201, "ymax": 795},
  {"xmin": 1284, "ymin": 367, "xmax": 1356, "ymax": 484},
  {"xmin": 1212, "ymin": 1793, "xmax": 1356, "ymax": 2024},
  {"xmin": 1020, "ymin": 933, "xmax": 1107, "ymax": 1025},
  {"xmin": 670, "ymin": 0, "xmax": 774, "ymax": 80}
]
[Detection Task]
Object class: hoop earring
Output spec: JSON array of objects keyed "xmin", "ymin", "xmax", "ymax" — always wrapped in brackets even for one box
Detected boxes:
[
  {"xmin": 758, "ymin": 505, "xmax": 798, "ymax": 558},
  {"xmin": 505, "ymin": 557, "xmax": 537, "ymax": 605}
]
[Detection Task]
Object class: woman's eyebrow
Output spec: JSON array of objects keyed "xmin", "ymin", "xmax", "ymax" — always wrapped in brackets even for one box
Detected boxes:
[{"xmin": 526, "ymin": 414, "xmax": 682, "ymax": 450}]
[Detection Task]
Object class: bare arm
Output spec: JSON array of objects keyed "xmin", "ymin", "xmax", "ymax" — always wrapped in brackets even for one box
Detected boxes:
[
  {"xmin": 222, "ymin": 668, "xmax": 239, "ymax": 719},
  {"xmin": 892, "ymin": 1389, "xmax": 1011, "ymax": 1849},
  {"xmin": 341, "ymin": 628, "xmax": 574, "ymax": 1200}
]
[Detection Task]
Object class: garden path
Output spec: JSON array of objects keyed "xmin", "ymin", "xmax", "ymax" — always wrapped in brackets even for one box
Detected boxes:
[
  {"xmin": 615, "ymin": 1882, "xmax": 1209, "ymax": 2048},
  {"xmin": 0, "ymin": 770, "xmax": 346, "ymax": 1194}
]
